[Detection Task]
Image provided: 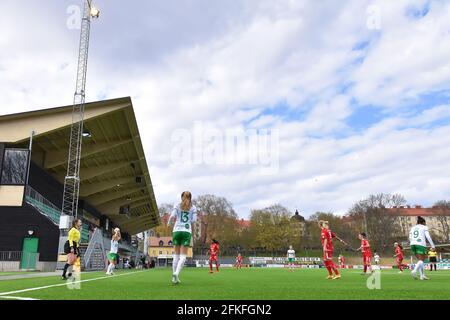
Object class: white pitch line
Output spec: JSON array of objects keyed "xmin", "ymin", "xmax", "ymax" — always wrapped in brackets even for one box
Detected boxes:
[
  {"xmin": 0, "ymin": 296, "xmax": 40, "ymax": 301},
  {"xmin": 0, "ymin": 270, "xmax": 146, "ymax": 297}
]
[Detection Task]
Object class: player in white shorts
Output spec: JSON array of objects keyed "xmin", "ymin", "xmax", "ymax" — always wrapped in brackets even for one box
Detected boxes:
[
  {"xmin": 409, "ymin": 216, "xmax": 435, "ymax": 280},
  {"xmin": 106, "ymin": 228, "xmax": 121, "ymax": 275},
  {"xmin": 287, "ymin": 246, "xmax": 296, "ymax": 272},
  {"xmin": 167, "ymin": 191, "xmax": 197, "ymax": 284},
  {"xmin": 374, "ymin": 252, "xmax": 380, "ymax": 266}
]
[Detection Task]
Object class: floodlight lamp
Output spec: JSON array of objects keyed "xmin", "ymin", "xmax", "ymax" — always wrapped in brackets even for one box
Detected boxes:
[
  {"xmin": 90, "ymin": 7, "xmax": 100, "ymax": 18},
  {"xmin": 82, "ymin": 130, "xmax": 92, "ymax": 138}
]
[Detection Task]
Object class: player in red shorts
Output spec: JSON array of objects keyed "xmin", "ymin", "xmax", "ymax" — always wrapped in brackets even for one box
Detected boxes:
[
  {"xmin": 319, "ymin": 220, "xmax": 347, "ymax": 280},
  {"xmin": 394, "ymin": 242, "xmax": 406, "ymax": 273},
  {"xmin": 356, "ymin": 232, "xmax": 373, "ymax": 275},
  {"xmin": 209, "ymin": 239, "xmax": 220, "ymax": 273},
  {"xmin": 235, "ymin": 253, "xmax": 243, "ymax": 269}
]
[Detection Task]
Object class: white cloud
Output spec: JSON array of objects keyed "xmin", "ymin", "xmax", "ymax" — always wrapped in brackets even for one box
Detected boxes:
[
  {"xmin": 0, "ymin": 0, "xmax": 449, "ymax": 220},
  {"xmin": 351, "ymin": 0, "xmax": 450, "ymax": 106}
]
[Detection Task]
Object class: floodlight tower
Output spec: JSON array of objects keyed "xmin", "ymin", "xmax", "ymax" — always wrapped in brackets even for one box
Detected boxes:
[{"xmin": 61, "ymin": 0, "xmax": 100, "ymax": 225}]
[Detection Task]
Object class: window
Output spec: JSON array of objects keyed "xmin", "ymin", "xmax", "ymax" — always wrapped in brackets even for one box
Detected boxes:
[
  {"xmin": 1, "ymin": 149, "xmax": 29, "ymax": 185},
  {"xmin": 159, "ymin": 240, "xmax": 164, "ymax": 246},
  {"xmin": 168, "ymin": 240, "xmax": 173, "ymax": 246}
]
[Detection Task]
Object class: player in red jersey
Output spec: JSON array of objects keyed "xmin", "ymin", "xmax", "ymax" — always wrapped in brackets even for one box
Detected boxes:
[
  {"xmin": 319, "ymin": 220, "xmax": 347, "ymax": 280},
  {"xmin": 394, "ymin": 242, "xmax": 406, "ymax": 273},
  {"xmin": 209, "ymin": 239, "xmax": 220, "ymax": 273},
  {"xmin": 356, "ymin": 233, "xmax": 373, "ymax": 274},
  {"xmin": 338, "ymin": 254, "xmax": 345, "ymax": 269},
  {"xmin": 235, "ymin": 253, "xmax": 243, "ymax": 269}
]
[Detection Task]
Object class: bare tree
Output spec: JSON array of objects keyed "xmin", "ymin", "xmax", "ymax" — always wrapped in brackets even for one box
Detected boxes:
[
  {"xmin": 151, "ymin": 203, "xmax": 175, "ymax": 237},
  {"xmin": 433, "ymin": 200, "xmax": 450, "ymax": 242},
  {"xmin": 348, "ymin": 193, "xmax": 405, "ymax": 253},
  {"xmin": 158, "ymin": 203, "xmax": 174, "ymax": 217},
  {"xmin": 307, "ymin": 212, "xmax": 358, "ymax": 249},
  {"xmin": 193, "ymin": 194, "xmax": 238, "ymax": 245}
]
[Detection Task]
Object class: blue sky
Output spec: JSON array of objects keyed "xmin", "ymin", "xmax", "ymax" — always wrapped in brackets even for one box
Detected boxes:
[{"xmin": 0, "ymin": 0, "xmax": 450, "ymax": 218}]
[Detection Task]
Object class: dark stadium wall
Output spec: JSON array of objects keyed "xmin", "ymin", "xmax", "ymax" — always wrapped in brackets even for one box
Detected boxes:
[
  {"xmin": 0, "ymin": 143, "xmax": 4, "ymax": 182},
  {"xmin": 29, "ymin": 161, "xmax": 104, "ymax": 223},
  {"xmin": 79, "ymin": 199, "xmax": 104, "ymax": 222},
  {"xmin": 29, "ymin": 161, "xmax": 64, "ymax": 208},
  {"xmin": 0, "ymin": 204, "xmax": 59, "ymax": 261}
]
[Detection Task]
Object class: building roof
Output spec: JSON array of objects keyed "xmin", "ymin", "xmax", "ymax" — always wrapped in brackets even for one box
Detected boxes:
[
  {"xmin": 387, "ymin": 207, "xmax": 450, "ymax": 217},
  {"xmin": 149, "ymin": 236, "xmax": 173, "ymax": 247},
  {"xmin": 238, "ymin": 219, "xmax": 251, "ymax": 228},
  {"xmin": 0, "ymin": 97, "xmax": 159, "ymax": 234}
]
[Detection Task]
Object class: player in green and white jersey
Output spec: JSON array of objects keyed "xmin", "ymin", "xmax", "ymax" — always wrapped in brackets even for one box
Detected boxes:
[
  {"xmin": 167, "ymin": 191, "xmax": 197, "ymax": 284},
  {"xmin": 287, "ymin": 245, "xmax": 296, "ymax": 272},
  {"xmin": 106, "ymin": 228, "xmax": 121, "ymax": 275},
  {"xmin": 409, "ymin": 216, "xmax": 435, "ymax": 280}
]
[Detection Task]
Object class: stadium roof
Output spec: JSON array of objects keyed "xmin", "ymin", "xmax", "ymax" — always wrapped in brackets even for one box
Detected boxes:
[{"xmin": 0, "ymin": 97, "xmax": 159, "ymax": 235}]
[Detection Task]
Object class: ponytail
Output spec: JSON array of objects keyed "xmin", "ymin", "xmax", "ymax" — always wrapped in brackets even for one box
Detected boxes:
[{"xmin": 180, "ymin": 191, "xmax": 192, "ymax": 211}]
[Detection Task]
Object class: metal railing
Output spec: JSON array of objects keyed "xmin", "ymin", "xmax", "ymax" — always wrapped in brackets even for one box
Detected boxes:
[
  {"xmin": 84, "ymin": 228, "xmax": 106, "ymax": 270},
  {"xmin": 0, "ymin": 251, "xmax": 40, "ymax": 271},
  {"xmin": 25, "ymin": 186, "xmax": 61, "ymax": 225},
  {"xmin": 26, "ymin": 186, "xmax": 89, "ymax": 243},
  {"xmin": 0, "ymin": 251, "xmax": 22, "ymax": 261}
]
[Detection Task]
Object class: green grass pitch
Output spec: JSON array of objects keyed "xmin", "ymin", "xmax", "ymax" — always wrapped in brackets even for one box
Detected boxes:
[{"xmin": 0, "ymin": 268, "xmax": 449, "ymax": 300}]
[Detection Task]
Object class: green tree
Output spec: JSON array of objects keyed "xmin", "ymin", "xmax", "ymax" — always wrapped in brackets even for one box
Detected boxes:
[{"xmin": 249, "ymin": 204, "xmax": 298, "ymax": 254}]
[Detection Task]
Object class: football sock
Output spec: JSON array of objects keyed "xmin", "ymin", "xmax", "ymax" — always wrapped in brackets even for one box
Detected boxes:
[
  {"xmin": 331, "ymin": 262, "xmax": 339, "ymax": 275},
  {"xmin": 62, "ymin": 263, "xmax": 70, "ymax": 277},
  {"xmin": 419, "ymin": 261, "xmax": 425, "ymax": 277},
  {"xmin": 325, "ymin": 261, "xmax": 332, "ymax": 275},
  {"xmin": 413, "ymin": 260, "xmax": 422, "ymax": 274},
  {"xmin": 110, "ymin": 264, "xmax": 115, "ymax": 273},
  {"xmin": 216, "ymin": 263, "xmax": 219, "ymax": 271},
  {"xmin": 209, "ymin": 262, "xmax": 213, "ymax": 272},
  {"xmin": 175, "ymin": 255, "xmax": 186, "ymax": 276},
  {"xmin": 326, "ymin": 266, "xmax": 332, "ymax": 275},
  {"xmin": 173, "ymin": 255, "xmax": 180, "ymax": 274},
  {"xmin": 363, "ymin": 265, "xmax": 367, "ymax": 273}
]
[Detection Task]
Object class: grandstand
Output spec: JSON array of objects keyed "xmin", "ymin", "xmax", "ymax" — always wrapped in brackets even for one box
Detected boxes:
[{"xmin": 0, "ymin": 97, "xmax": 159, "ymax": 272}]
